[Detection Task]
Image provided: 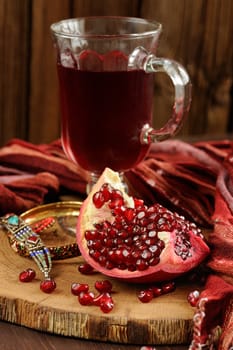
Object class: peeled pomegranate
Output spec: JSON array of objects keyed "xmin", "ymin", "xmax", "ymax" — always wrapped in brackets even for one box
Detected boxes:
[{"xmin": 76, "ymin": 168, "xmax": 210, "ymax": 283}]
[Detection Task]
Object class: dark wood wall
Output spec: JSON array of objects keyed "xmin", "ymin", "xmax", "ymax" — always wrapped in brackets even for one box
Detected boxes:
[{"xmin": 0, "ymin": 0, "xmax": 232, "ymax": 146}]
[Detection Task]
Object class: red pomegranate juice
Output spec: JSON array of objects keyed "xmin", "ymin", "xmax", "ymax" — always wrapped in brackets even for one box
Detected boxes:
[{"xmin": 57, "ymin": 63, "xmax": 154, "ymax": 172}]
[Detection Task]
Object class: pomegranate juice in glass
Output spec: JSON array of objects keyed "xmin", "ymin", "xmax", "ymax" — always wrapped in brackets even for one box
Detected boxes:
[{"xmin": 51, "ymin": 17, "xmax": 191, "ymax": 192}]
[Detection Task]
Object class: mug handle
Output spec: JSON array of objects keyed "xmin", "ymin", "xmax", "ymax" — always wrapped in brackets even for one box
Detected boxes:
[{"xmin": 140, "ymin": 55, "xmax": 192, "ymax": 144}]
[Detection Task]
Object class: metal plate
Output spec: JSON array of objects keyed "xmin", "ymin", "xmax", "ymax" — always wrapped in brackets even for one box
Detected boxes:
[{"xmin": 20, "ymin": 201, "xmax": 82, "ymax": 259}]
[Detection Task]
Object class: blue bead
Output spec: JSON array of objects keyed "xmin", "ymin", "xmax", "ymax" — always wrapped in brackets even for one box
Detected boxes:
[{"xmin": 8, "ymin": 215, "xmax": 19, "ymax": 226}]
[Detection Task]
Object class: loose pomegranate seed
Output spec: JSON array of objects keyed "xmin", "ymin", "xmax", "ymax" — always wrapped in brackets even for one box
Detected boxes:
[
  {"xmin": 94, "ymin": 280, "xmax": 113, "ymax": 293},
  {"xmin": 78, "ymin": 263, "xmax": 95, "ymax": 275},
  {"xmin": 137, "ymin": 289, "xmax": 154, "ymax": 303},
  {"xmin": 187, "ymin": 290, "xmax": 200, "ymax": 307},
  {"xmin": 150, "ymin": 286, "xmax": 162, "ymax": 297},
  {"xmin": 93, "ymin": 292, "xmax": 111, "ymax": 306},
  {"xmin": 71, "ymin": 282, "xmax": 89, "ymax": 295},
  {"xmin": 138, "ymin": 281, "xmax": 176, "ymax": 303},
  {"xmin": 162, "ymin": 281, "xmax": 176, "ymax": 294},
  {"xmin": 19, "ymin": 268, "xmax": 36, "ymax": 282},
  {"xmin": 99, "ymin": 295, "xmax": 114, "ymax": 313},
  {"xmin": 40, "ymin": 278, "xmax": 56, "ymax": 293},
  {"xmin": 78, "ymin": 291, "xmax": 95, "ymax": 306}
]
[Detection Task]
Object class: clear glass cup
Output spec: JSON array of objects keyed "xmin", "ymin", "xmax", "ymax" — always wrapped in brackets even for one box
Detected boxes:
[{"xmin": 50, "ymin": 16, "xmax": 191, "ymax": 192}]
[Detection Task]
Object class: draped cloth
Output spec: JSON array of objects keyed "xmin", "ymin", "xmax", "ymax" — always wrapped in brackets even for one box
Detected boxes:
[{"xmin": 1, "ymin": 137, "xmax": 233, "ymax": 349}]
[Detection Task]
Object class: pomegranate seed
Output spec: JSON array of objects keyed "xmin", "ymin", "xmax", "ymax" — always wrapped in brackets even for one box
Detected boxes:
[
  {"xmin": 124, "ymin": 208, "xmax": 135, "ymax": 222},
  {"xmin": 137, "ymin": 289, "xmax": 154, "ymax": 303},
  {"xmin": 187, "ymin": 290, "xmax": 200, "ymax": 307},
  {"xmin": 19, "ymin": 268, "xmax": 36, "ymax": 282},
  {"xmin": 148, "ymin": 230, "xmax": 157, "ymax": 238},
  {"xmin": 162, "ymin": 281, "xmax": 176, "ymax": 294},
  {"xmin": 78, "ymin": 291, "xmax": 95, "ymax": 306},
  {"xmin": 92, "ymin": 191, "xmax": 105, "ymax": 208},
  {"xmin": 93, "ymin": 292, "xmax": 111, "ymax": 306},
  {"xmin": 108, "ymin": 198, "xmax": 124, "ymax": 209},
  {"xmin": 134, "ymin": 198, "xmax": 144, "ymax": 208},
  {"xmin": 111, "ymin": 189, "xmax": 123, "ymax": 200},
  {"xmin": 91, "ymin": 240, "xmax": 102, "ymax": 250},
  {"xmin": 105, "ymin": 261, "xmax": 115, "ymax": 269},
  {"xmin": 89, "ymin": 249, "xmax": 101, "ymax": 261},
  {"xmin": 137, "ymin": 211, "xmax": 146, "ymax": 220},
  {"xmin": 148, "ymin": 244, "xmax": 160, "ymax": 255},
  {"xmin": 137, "ymin": 281, "xmax": 176, "ymax": 303},
  {"xmin": 84, "ymin": 230, "xmax": 100, "ymax": 240},
  {"xmin": 100, "ymin": 183, "xmax": 112, "ymax": 201},
  {"xmin": 112, "ymin": 206, "xmax": 124, "ymax": 216},
  {"xmin": 141, "ymin": 249, "xmax": 152, "ymax": 261},
  {"xmin": 40, "ymin": 278, "xmax": 56, "ymax": 293},
  {"xmin": 157, "ymin": 240, "xmax": 165, "ymax": 250},
  {"xmin": 136, "ymin": 259, "xmax": 148, "ymax": 271},
  {"xmin": 71, "ymin": 282, "xmax": 89, "ymax": 295},
  {"xmin": 94, "ymin": 280, "xmax": 112, "ymax": 293},
  {"xmin": 128, "ymin": 264, "xmax": 137, "ymax": 271},
  {"xmin": 118, "ymin": 263, "xmax": 127, "ymax": 270},
  {"xmin": 150, "ymin": 286, "xmax": 163, "ymax": 297},
  {"xmin": 98, "ymin": 255, "xmax": 107, "ymax": 266},
  {"xmin": 117, "ymin": 230, "xmax": 129, "ymax": 239},
  {"xmin": 78, "ymin": 263, "xmax": 95, "ymax": 275},
  {"xmin": 99, "ymin": 295, "xmax": 114, "ymax": 313}
]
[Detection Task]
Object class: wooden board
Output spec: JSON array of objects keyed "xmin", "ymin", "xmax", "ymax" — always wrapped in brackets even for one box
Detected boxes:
[{"xmin": 0, "ymin": 226, "xmax": 198, "ymax": 346}]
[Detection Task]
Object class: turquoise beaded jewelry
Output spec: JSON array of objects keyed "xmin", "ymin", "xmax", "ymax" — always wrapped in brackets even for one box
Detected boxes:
[{"xmin": 0, "ymin": 214, "xmax": 54, "ymax": 286}]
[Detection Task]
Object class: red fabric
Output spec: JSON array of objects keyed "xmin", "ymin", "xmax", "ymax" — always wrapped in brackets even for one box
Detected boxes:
[
  {"xmin": 1, "ymin": 137, "xmax": 229, "ymax": 220},
  {"xmin": 0, "ymin": 138, "xmax": 88, "ymax": 193},
  {"xmin": 126, "ymin": 139, "xmax": 230, "ymax": 227},
  {"xmin": 0, "ymin": 172, "xmax": 59, "ymax": 215},
  {"xmin": 190, "ymin": 275, "xmax": 233, "ymax": 349},
  {"xmin": 0, "ymin": 139, "xmax": 88, "ymax": 214},
  {"xmin": 189, "ymin": 149, "xmax": 233, "ymax": 349}
]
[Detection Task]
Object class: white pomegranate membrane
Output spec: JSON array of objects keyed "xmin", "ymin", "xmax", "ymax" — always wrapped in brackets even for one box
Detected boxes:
[{"xmin": 76, "ymin": 168, "xmax": 210, "ymax": 283}]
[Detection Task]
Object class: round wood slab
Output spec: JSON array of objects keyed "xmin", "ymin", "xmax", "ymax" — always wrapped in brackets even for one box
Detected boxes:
[{"xmin": 0, "ymin": 203, "xmax": 198, "ymax": 345}]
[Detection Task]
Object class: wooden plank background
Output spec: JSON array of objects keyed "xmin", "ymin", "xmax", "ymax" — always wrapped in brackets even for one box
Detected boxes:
[{"xmin": 0, "ymin": 0, "xmax": 232, "ymax": 147}]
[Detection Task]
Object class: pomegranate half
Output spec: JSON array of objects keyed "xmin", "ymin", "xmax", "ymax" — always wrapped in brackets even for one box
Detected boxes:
[{"xmin": 76, "ymin": 168, "xmax": 210, "ymax": 283}]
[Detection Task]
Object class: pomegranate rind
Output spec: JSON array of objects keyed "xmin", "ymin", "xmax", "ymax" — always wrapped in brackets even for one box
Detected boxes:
[{"xmin": 77, "ymin": 168, "xmax": 210, "ymax": 283}]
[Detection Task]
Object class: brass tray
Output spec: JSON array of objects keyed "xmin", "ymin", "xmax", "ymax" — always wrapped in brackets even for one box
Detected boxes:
[{"xmin": 20, "ymin": 201, "xmax": 82, "ymax": 259}]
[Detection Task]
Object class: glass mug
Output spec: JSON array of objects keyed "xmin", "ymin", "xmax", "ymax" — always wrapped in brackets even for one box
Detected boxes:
[{"xmin": 51, "ymin": 16, "xmax": 191, "ymax": 191}]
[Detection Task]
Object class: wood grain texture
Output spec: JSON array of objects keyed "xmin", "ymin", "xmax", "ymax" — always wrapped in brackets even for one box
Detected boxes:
[
  {"xmin": 0, "ymin": 229, "xmax": 197, "ymax": 345},
  {"xmin": 0, "ymin": 0, "xmax": 30, "ymax": 145},
  {"xmin": 0, "ymin": 321, "xmax": 189, "ymax": 350},
  {"xmin": 0, "ymin": 0, "xmax": 232, "ymax": 146},
  {"xmin": 141, "ymin": 0, "xmax": 233, "ymax": 136},
  {"xmin": 72, "ymin": 0, "xmax": 139, "ymax": 16},
  {"xmin": 28, "ymin": 0, "xmax": 71, "ymax": 144}
]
